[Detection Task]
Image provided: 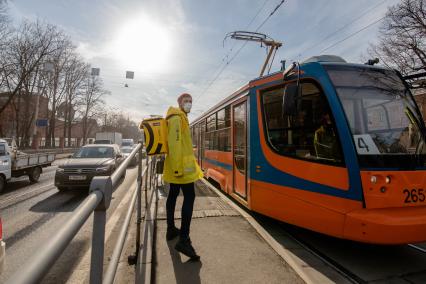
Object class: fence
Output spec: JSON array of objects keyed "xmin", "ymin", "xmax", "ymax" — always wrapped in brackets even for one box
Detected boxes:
[{"xmin": 6, "ymin": 142, "xmax": 159, "ymax": 284}]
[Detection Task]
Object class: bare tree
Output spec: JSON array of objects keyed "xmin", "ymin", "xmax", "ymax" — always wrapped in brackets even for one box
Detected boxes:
[
  {"xmin": 44, "ymin": 35, "xmax": 74, "ymax": 147},
  {"xmin": 0, "ymin": 20, "xmax": 62, "ymax": 116},
  {"xmin": 0, "ymin": 0, "xmax": 9, "ymax": 44},
  {"xmin": 62, "ymin": 55, "xmax": 89, "ymax": 147},
  {"xmin": 103, "ymin": 111, "xmax": 142, "ymax": 141},
  {"xmin": 368, "ymin": 0, "xmax": 426, "ymax": 78},
  {"xmin": 78, "ymin": 75, "xmax": 107, "ymax": 145},
  {"xmin": 0, "ymin": 20, "xmax": 67, "ymax": 147}
]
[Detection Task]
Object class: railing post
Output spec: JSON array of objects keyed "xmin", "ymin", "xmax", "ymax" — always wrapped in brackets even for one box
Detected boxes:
[
  {"xmin": 136, "ymin": 143, "xmax": 143, "ymax": 257},
  {"xmin": 91, "ymin": 210, "xmax": 106, "ymax": 284},
  {"xmin": 88, "ymin": 176, "xmax": 112, "ymax": 284},
  {"xmin": 152, "ymin": 156, "xmax": 157, "ymax": 189},
  {"xmin": 144, "ymin": 156, "xmax": 149, "ymax": 209}
]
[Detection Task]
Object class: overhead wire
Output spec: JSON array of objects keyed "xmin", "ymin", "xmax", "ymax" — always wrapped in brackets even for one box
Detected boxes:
[
  {"xmin": 195, "ymin": 0, "xmax": 286, "ymax": 102},
  {"xmin": 195, "ymin": 0, "xmax": 270, "ymax": 102},
  {"xmin": 319, "ymin": 16, "xmax": 386, "ymax": 54},
  {"xmin": 294, "ymin": 0, "xmax": 389, "ymax": 60},
  {"xmin": 223, "ymin": 0, "xmax": 270, "ymax": 59},
  {"xmin": 255, "ymin": 0, "xmax": 286, "ymax": 32}
]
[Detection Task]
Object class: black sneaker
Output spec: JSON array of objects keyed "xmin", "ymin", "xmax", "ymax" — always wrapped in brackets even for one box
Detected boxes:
[
  {"xmin": 166, "ymin": 227, "xmax": 180, "ymax": 241},
  {"xmin": 175, "ymin": 238, "xmax": 200, "ymax": 260}
]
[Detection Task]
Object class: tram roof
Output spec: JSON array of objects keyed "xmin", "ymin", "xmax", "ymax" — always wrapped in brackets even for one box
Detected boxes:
[{"xmin": 191, "ymin": 55, "xmax": 393, "ymax": 125}]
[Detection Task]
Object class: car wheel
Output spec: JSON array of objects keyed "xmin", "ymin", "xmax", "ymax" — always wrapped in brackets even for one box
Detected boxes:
[
  {"xmin": 0, "ymin": 175, "xmax": 5, "ymax": 193},
  {"xmin": 29, "ymin": 167, "xmax": 42, "ymax": 183}
]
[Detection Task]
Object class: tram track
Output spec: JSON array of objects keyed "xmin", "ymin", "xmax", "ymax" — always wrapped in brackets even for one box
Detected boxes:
[
  {"xmin": 283, "ymin": 228, "xmax": 366, "ymax": 284},
  {"xmin": 408, "ymin": 244, "xmax": 426, "ymax": 253},
  {"xmin": 274, "ymin": 222, "xmax": 426, "ymax": 284}
]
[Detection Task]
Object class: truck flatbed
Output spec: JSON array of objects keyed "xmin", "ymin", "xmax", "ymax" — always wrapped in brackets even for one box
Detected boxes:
[{"xmin": 12, "ymin": 152, "xmax": 55, "ymax": 170}]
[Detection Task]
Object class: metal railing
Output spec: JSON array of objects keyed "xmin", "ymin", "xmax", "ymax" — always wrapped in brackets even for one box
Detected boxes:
[{"xmin": 6, "ymin": 142, "xmax": 159, "ymax": 284}]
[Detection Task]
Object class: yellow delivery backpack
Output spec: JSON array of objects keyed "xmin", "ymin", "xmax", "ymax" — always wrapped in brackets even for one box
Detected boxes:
[{"xmin": 139, "ymin": 117, "xmax": 168, "ymax": 155}]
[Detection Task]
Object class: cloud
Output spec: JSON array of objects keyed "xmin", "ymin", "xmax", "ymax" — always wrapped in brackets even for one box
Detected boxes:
[{"xmin": 6, "ymin": 0, "xmax": 403, "ymax": 123}]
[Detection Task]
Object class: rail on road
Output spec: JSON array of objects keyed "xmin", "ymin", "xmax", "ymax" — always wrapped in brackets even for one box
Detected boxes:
[{"xmin": 5, "ymin": 142, "xmax": 160, "ymax": 284}]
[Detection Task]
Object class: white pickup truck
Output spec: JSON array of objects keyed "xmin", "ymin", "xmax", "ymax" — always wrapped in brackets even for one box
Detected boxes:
[{"xmin": 0, "ymin": 139, "xmax": 55, "ymax": 192}]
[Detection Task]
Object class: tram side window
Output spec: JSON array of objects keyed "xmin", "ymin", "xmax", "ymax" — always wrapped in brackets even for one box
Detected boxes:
[
  {"xmin": 217, "ymin": 106, "xmax": 231, "ymax": 151},
  {"xmin": 200, "ymin": 120, "xmax": 206, "ymax": 160},
  {"xmin": 193, "ymin": 124, "xmax": 200, "ymax": 158},
  {"xmin": 207, "ymin": 114, "xmax": 216, "ymax": 132},
  {"xmin": 204, "ymin": 108, "xmax": 231, "ymax": 152},
  {"xmin": 262, "ymin": 82, "xmax": 344, "ymax": 166}
]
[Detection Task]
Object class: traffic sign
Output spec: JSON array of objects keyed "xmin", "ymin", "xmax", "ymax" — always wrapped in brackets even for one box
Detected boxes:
[
  {"xmin": 36, "ymin": 119, "xmax": 48, "ymax": 127},
  {"xmin": 126, "ymin": 71, "xmax": 134, "ymax": 79}
]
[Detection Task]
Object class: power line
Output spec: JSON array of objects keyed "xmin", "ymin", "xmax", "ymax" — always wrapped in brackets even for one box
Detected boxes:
[
  {"xmin": 196, "ymin": 0, "xmax": 270, "ymax": 101},
  {"xmin": 222, "ymin": 0, "xmax": 270, "ymax": 64},
  {"xmin": 295, "ymin": 0, "xmax": 389, "ymax": 60},
  {"xmin": 319, "ymin": 16, "xmax": 385, "ymax": 54},
  {"xmin": 195, "ymin": 0, "xmax": 286, "ymax": 101},
  {"xmin": 255, "ymin": 0, "xmax": 286, "ymax": 32}
]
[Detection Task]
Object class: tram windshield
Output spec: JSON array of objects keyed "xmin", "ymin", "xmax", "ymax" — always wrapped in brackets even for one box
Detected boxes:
[{"xmin": 325, "ymin": 65, "xmax": 426, "ymax": 168}]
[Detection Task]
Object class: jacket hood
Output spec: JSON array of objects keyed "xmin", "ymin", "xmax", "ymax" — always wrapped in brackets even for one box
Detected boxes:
[{"xmin": 166, "ymin": 106, "xmax": 185, "ymax": 118}]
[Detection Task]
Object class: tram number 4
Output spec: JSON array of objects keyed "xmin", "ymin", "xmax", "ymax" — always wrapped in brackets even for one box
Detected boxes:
[
  {"xmin": 403, "ymin": 189, "xmax": 425, "ymax": 203},
  {"xmin": 358, "ymin": 137, "xmax": 369, "ymax": 152}
]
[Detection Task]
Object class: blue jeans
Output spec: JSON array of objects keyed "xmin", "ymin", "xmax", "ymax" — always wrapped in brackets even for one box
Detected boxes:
[{"xmin": 166, "ymin": 182, "xmax": 195, "ymax": 240}]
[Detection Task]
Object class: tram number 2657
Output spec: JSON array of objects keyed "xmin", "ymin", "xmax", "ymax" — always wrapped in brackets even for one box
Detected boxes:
[{"xmin": 403, "ymin": 189, "xmax": 425, "ymax": 203}]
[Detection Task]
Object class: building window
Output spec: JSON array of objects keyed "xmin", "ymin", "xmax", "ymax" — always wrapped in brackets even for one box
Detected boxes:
[{"xmin": 261, "ymin": 81, "xmax": 344, "ymax": 166}]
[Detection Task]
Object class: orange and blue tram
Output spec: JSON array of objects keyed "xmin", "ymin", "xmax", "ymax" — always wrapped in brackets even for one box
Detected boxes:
[{"xmin": 190, "ymin": 55, "xmax": 426, "ymax": 244}]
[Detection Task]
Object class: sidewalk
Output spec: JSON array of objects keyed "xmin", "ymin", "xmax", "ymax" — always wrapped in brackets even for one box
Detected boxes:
[{"xmin": 153, "ymin": 181, "xmax": 304, "ymax": 284}]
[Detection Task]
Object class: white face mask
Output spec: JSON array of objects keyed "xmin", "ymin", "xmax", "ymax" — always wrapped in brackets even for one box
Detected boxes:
[{"xmin": 183, "ymin": 102, "xmax": 192, "ymax": 113}]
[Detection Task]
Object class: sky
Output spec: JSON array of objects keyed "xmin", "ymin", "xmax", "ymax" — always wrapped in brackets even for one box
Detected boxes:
[{"xmin": 7, "ymin": 0, "xmax": 401, "ymax": 122}]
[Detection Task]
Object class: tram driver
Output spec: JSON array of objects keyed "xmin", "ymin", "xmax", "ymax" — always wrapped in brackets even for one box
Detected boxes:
[{"xmin": 314, "ymin": 112, "xmax": 339, "ymax": 161}]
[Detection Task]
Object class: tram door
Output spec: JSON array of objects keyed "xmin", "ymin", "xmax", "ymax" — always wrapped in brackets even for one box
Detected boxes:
[{"xmin": 232, "ymin": 100, "xmax": 247, "ymax": 199}]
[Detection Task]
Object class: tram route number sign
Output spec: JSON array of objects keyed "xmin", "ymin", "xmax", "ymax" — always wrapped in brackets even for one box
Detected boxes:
[{"xmin": 353, "ymin": 135, "xmax": 380, "ymax": 155}]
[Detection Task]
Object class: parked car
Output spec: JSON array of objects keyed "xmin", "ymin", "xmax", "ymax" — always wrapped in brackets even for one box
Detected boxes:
[
  {"xmin": 0, "ymin": 217, "xmax": 5, "ymax": 273},
  {"xmin": 55, "ymin": 144, "xmax": 125, "ymax": 191}
]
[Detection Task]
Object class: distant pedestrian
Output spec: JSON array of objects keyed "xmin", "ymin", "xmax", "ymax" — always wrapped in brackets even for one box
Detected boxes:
[{"xmin": 163, "ymin": 93, "xmax": 203, "ymax": 260}]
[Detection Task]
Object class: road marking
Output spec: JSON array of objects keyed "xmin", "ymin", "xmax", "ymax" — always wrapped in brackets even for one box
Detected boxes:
[
  {"xmin": 0, "ymin": 183, "xmax": 55, "ymax": 208},
  {"xmin": 66, "ymin": 177, "xmax": 138, "ymax": 283}
]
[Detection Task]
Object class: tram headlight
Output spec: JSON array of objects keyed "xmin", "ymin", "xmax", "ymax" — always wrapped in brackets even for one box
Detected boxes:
[
  {"xmin": 370, "ymin": 176, "xmax": 377, "ymax": 184},
  {"xmin": 385, "ymin": 176, "xmax": 391, "ymax": 184}
]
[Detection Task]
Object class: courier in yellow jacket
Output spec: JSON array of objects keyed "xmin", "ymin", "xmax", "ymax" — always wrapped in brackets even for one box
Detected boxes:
[
  {"xmin": 164, "ymin": 93, "xmax": 202, "ymax": 260},
  {"xmin": 163, "ymin": 108, "xmax": 203, "ymax": 184}
]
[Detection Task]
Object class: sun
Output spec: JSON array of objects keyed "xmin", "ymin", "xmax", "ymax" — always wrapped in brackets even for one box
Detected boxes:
[{"xmin": 113, "ymin": 16, "xmax": 172, "ymax": 72}]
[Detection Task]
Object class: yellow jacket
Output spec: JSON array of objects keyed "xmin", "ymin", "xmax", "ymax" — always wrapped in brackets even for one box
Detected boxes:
[{"xmin": 163, "ymin": 107, "xmax": 203, "ymax": 184}]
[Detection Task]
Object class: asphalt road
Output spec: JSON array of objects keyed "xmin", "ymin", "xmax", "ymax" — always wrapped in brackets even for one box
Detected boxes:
[{"xmin": 0, "ymin": 160, "xmax": 140, "ymax": 283}]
